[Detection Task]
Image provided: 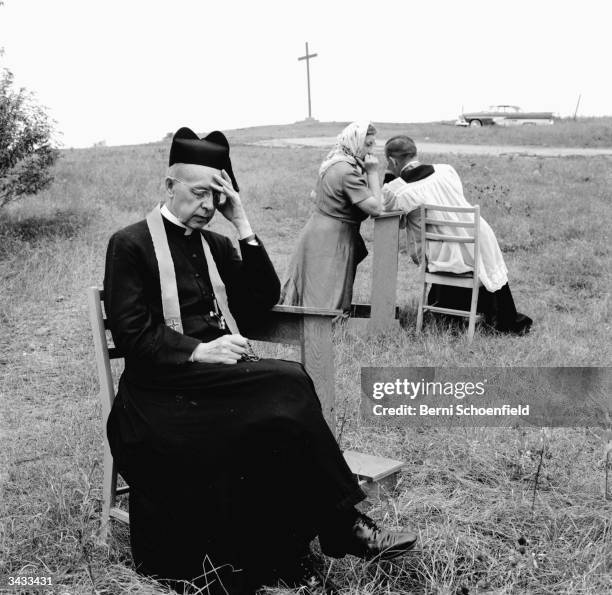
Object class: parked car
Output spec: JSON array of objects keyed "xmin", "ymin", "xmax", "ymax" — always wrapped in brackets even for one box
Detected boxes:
[{"xmin": 456, "ymin": 105, "xmax": 555, "ymax": 127}]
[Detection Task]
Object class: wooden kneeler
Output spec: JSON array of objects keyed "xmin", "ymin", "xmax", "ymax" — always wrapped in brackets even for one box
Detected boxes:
[
  {"xmin": 88, "ymin": 287, "xmax": 404, "ymax": 541},
  {"xmin": 349, "ymin": 211, "xmax": 404, "ymax": 334}
]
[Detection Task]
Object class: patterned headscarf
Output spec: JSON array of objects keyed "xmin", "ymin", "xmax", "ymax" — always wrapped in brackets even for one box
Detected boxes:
[{"xmin": 318, "ymin": 120, "xmax": 373, "ymax": 178}]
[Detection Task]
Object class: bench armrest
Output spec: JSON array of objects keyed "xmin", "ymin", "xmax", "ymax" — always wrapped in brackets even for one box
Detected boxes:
[
  {"xmin": 373, "ymin": 210, "xmax": 404, "ymax": 219},
  {"xmin": 270, "ymin": 304, "xmax": 340, "ymax": 317},
  {"xmin": 246, "ymin": 304, "xmax": 341, "ymax": 345}
]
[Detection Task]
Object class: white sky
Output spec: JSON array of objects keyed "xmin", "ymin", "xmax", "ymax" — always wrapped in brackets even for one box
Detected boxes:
[{"xmin": 1, "ymin": 0, "xmax": 610, "ymax": 147}]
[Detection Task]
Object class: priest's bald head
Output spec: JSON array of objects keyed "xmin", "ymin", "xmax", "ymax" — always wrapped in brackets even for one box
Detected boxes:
[{"xmin": 164, "ymin": 127, "xmax": 239, "ymax": 230}]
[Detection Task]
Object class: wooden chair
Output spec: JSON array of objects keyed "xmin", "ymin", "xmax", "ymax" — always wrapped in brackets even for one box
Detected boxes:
[
  {"xmin": 415, "ymin": 204, "xmax": 484, "ymax": 342},
  {"xmin": 88, "ymin": 287, "xmax": 404, "ymax": 541}
]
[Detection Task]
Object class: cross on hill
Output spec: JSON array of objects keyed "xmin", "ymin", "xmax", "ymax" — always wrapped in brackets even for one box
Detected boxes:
[{"xmin": 297, "ymin": 42, "xmax": 318, "ymax": 120}]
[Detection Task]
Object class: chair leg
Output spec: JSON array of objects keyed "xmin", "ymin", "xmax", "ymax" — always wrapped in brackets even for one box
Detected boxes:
[
  {"xmin": 467, "ymin": 315, "xmax": 476, "ymax": 343},
  {"xmin": 467, "ymin": 283, "xmax": 479, "ymax": 343},
  {"xmin": 416, "ymin": 280, "xmax": 427, "ymax": 334},
  {"xmin": 100, "ymin": 439, "xmax": 117, "ymax": 543}
]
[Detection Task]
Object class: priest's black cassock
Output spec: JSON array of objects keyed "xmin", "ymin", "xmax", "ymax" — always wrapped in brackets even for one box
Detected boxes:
[{"xmin": 104, "ymin": 215, "xmax": 365, "ymax": 593}]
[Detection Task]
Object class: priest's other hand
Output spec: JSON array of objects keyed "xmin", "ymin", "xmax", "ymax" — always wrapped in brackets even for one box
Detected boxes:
[
  {"xmin": 211, "ymin": 170, "xmax": 253, "ymax": 238},
  {"xmin": 192, "ymin": 334, "xmax": 248, "ymax": 364}
]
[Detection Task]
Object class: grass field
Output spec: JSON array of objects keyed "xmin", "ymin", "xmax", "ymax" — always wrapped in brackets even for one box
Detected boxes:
[{"xmin": 1, "ymin": 120, "xmax": 611, "ymax": 594}]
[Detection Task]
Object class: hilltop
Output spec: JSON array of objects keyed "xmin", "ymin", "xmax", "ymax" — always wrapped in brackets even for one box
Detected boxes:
[
  {"xmin": 135, "ymin": 117, "xmax": 612, "ymax": 151},
  {"xmin": 221, "ymin": 117, "xmax": 612, "ymax": 148}
]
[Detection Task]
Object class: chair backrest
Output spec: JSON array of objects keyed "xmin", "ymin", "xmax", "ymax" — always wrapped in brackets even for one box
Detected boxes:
[
  {"xmin": 87, "ymin": 287, "xmax": 123, "ymax": 425},
  {"xmin": 418, "ymin": 203, "xmax": 481, "ymax": 280}
]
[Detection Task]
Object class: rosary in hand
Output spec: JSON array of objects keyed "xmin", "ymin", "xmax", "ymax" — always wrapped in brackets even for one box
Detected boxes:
[
  {"xmin": 240, "ymin": 344, "xmax": 260, "ymax": 362},
  {"xmin": 211, "ymin": 300, "xmax": 260, "ymax": 362}
]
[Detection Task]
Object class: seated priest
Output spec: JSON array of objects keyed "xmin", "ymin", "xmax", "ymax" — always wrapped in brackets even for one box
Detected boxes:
[
  {"xmin": 103, "ymin": 127, "xmax": 418, "ymax": 595},
  {"xmin": 382, "ymin": 135, "xmax": 532, "ymax": 334}
]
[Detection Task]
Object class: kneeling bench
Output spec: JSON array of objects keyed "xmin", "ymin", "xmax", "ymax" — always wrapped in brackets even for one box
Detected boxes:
[{"xmin": 88, "ymin": 287, "xmax": 404, "ymax": 540}]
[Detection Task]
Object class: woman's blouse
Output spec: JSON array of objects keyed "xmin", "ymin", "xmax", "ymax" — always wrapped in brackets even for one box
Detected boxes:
[{"xmin": 315, "ymin": 161, "xmax": 371, "ymax": 223}]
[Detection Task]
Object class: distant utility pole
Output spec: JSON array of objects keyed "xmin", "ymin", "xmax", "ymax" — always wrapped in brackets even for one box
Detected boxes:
[
  {"xmin": 573, "ymin": 93, "xmax": 582, "ymax": 120},
  {"xmin": 297, "ymin": 42, "xmax": 318, "ymax": 120}
]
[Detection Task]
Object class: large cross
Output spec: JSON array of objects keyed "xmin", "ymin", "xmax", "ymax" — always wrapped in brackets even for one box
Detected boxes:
[{"xmin": 297, "ymin": 42, "xmax": 318, "ymax": 120}]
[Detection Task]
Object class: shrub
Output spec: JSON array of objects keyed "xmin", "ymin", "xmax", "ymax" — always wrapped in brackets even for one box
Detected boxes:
[{"xmin": 0, "ymin": 65, "xmax": 60, "ymax": 209}]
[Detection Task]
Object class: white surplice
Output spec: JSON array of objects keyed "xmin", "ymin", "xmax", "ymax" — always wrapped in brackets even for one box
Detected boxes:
[{"xmin": 382, "ymin": 164, "xmax": 508, "ymax": 292}]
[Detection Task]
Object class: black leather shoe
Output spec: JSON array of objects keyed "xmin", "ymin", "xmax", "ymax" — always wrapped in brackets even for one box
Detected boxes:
[{"xmin": 322, "ymin": 513, "xmax": 418, "ymax": 561}]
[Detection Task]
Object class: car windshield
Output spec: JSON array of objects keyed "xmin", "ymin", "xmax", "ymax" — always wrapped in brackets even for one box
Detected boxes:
[{"xmin": 488, "ymin": 105, "xmax": 520, "ymax": 113}]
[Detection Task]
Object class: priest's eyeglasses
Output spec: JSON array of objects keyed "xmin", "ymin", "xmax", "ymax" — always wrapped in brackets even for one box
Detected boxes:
[{"xmin": 169, "ymin": 177, "xmax": 218, "ymax": 201}]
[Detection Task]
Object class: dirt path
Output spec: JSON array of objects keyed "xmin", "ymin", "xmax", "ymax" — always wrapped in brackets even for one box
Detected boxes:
[{"xmin": 252, "ymin": 137, "xmax": 612, "ymax": 157}]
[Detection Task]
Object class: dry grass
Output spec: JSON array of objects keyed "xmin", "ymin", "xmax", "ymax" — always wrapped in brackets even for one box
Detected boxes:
[{"xmin": 1, "ymin": 122, "xmax": 611, "ymax": 594}]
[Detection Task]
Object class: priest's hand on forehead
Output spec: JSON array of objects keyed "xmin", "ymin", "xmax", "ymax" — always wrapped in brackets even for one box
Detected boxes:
[
  {"xmin": 211, "ymin": 170, "xmax": 253, "ymax": 238},
  {"xmin": 211, "ymin": 169, "xmax": 240, "ymax": 205}
]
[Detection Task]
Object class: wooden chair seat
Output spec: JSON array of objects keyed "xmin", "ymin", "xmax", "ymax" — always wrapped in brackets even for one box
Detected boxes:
[{"xmin": 426, "ymin": 270, "xmax": 474, "ymax": 278}]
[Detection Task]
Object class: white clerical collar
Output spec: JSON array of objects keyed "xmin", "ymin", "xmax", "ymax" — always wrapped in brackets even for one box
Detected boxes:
[
  {"xmin": 160, "ymin": 203, "xmax": 193, "ymax": 236},
  {"xmin": 401, "ymin": 160, "xmax": 421, "ymax": 173}
]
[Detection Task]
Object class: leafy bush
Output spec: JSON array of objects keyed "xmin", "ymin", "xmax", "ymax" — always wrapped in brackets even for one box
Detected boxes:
[{"xmin": 0, "ymin": 66, "xmax": 59, "ymax": 209}]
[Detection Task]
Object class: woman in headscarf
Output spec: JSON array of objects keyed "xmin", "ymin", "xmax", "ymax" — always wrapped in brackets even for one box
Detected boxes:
[{"xmin": 280, "ymin": 121, "xmax": 381, "ymax": 311}]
